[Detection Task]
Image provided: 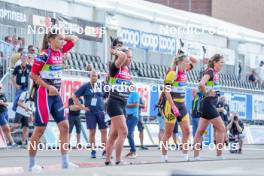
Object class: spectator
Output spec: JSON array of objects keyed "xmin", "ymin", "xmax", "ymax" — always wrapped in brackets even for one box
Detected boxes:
[
  {"xmin": 4, "ymin": 36, "xmax": 12, "ymax": 44},
  {"xmin": 0, "ymin": 83, "xmax": 16, "ymax": 147},
  {"xmin": 227, "ymin": 114, "xmax": 244, "ymax": 154},
  {"xmin": 125, "ymin": 86, "xmax": 140, "ymax": 158},
  {"xmin": 191, "ymin": 88, "xmax": 200, "ymax": 137},
  {"xmin": 238, "ymin": 61, "xmax": 242, "ymax": 80},
  {"xmin": 12, "ymin": 35, "xmax": 20, "ymax": 52},
  {"xmin": 256, "ymin": 61, "xmax": 264, "ymax": 88},
  {"xmin": 17, "ymin": 37, "xmax": 25, "ymax": 49},
  {"xmin": 28, "ymin": 45, "xmax": 35, "ymax": 55},
  {"xmin": 27, "ymin": 54, "xmax": 34, "ymax": 66},
  {"xmin": 68, "ymin": 93, "xmax": 84, "ymax": 149},
  {"xmin": 12, "ymin": 53, "xmax": 32, "ymax": 112},
  {"xmin": 0, "ymin": 51, "xmax": 3, "ymax": 66},
  {"xmin": 87, "ymin": 64, "xmax": 93, "ymax": 72},
  {"xmin": 137, "ymin": 96, "xmax": 148, "ymax": 150},
  {"xmin": 248, "ymin": 69, "xmax": 258, "ymax": 84},
  {"xmin": 72, "ymin": 70, "xmax": 107, "ymax": 158},
  {"xmin": 11, "ymin": 48, "xmax": 24, "ymax": 68},
  {"xmin": 217, "ymin": 96, "xmax": 230, "ymax": 126},
  {"xmin": 11, "ymin": 90, "xmax": 34, "ymax": 147},
  {"xmin": 216, "ymin": 96, "xmax": 230, "ymax": 144}
]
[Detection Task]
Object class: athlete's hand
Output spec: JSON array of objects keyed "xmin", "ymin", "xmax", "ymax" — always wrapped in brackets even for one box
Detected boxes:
[
  {"xmin": 172, "ymin": 105, "xmax": 180, "ymax": 117},
  {"xmin": 48, "ymin": 85, "xmax": 59, "ymax": 96}
]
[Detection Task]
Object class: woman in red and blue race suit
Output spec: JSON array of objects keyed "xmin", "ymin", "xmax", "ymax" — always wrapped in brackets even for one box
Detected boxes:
[{"xmin": 28, "ymin": 29, "xmax": 79, "ymax": 172}]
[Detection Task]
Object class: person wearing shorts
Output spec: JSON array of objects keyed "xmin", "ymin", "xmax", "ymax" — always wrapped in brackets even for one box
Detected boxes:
[
  {"xmin": 11, "ymin": 91, "xmax": 34, "ymax": 146},
  {"xmin": 105, "ymin": 43, "xmax": 133, "ymax": 165},
  {"xmin": 193, "ymin": 54, "xmax": 226, "ymax": 160},
  {"xmin": 73, "ymin": 70, "xmax": 107, "ymax": 158},
  {"xmin": 0, "ymin": 84, "xmax": 16, "ymax": 147},
  {"xmin": 161, "ymin": 54, "xmax": 198, "ymax": 162},
  {"xmin": 28, "ymin": 29, "xmax": 79, "ymax": 172}
]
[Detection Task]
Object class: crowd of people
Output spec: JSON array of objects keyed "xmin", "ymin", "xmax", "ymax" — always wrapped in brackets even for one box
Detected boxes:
[
  {"xmin": 0, "ymin": 31, "xmax": 246, "ymax": 173},
  {"xmin": 248, "ymin": 61, "xmax": 264, "ymax": 88}
]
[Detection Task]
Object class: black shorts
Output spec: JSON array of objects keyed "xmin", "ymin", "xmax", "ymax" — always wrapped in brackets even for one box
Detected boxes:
[
  {"xmin": 137, "ymin": 120, "xmax": 144, "ymax": 132},
  {"xmin": 106, "ymin": 97, "xmax": 126, "ymax": 117},
  {"xmin": 14, "ymin": 113, "xmax": 29, "ymax": 128},
  {"xmin": 68, "ymin": 115, "xmax": 81, "ymax": 134},
  {"xmin": 200, "ymin": 96, "xmax": 219, "ymax": 120}
]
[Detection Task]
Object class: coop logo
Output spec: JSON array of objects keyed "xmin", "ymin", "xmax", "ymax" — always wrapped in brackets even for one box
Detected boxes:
[
  {"xmin": 121, "ymin": 28, "xmax": 140, "ymax": 47},
  {"xmin": 140, "ymin": 32, "xmax": 159, "ymax": 50},
  {"xmin": 120, "ymin": 28, "xmax": 176, "ymax": 54}
]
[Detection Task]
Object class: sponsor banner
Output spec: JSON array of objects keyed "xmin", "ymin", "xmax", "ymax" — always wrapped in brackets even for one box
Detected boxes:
[
  {"xmin": 119, "ymin": 28, "xmax": 176, "ymax": 55},
  {"xmin": 0, "ymin": 1, "xmax": 104, "ymax": 41},
  {"xmin": 223, "ymin": 92, "xmax": 249, "ymax": 120},
  {"xmin": 56, "ymin": 15, "xmax": 104, "ymax": 42},
  {"xmin": 248, "ymin": 125, "xmax": 264, "ymax": 144},
  {"xmin": 252, "ymin": 94, "xmax": 264, "ymax": 120}
]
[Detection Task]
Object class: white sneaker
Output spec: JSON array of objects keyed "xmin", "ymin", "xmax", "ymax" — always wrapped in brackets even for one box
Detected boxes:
[
  {"xmin": 62, "ymin": 162, "xmax": 79, "ymax": 169},
  {"xmin": 29, "ymin": 164, "xmax": 42, "ymax": 173},
  {"xmin": 193, "ymin": 156, "xmax": 201, "ymax": 161},
  {"xmin": 161, "ymin": 155, "xmax": 168, "ymax": 163},
  {"xmin": 182, "ymin": 154, "xmax": 189, "ymax": 161}
]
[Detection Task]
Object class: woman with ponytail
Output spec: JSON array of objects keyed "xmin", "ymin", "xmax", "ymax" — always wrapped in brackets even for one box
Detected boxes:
[
  {"xmin": 28, "ymin": 28, "xmax": 79, "ymax": 172},
  {"xmin": 193, "ymin": 54, "xmax": 226, "ymax": 160}
]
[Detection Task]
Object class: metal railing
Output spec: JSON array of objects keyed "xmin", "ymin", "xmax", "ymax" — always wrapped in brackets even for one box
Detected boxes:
[{"xmin": 0, "ymin": 40, "xmax": 13, "ymax": 78}]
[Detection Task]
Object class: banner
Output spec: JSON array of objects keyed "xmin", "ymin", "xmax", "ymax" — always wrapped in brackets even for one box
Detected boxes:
[
  {"xmin": 56, "ymin": 15, "xmax": 104, "ymax": 42},
  {"xmin": 0, "ymin": 1, "xmax": 104, "ymax": 41},
  {"xmin": 248, "ymin": 125, "xmax": 264, "ymax": 144},
  {"xmin": 119, "ymin": 28, "xmax": 176, "ymax": 55},
  {"xmin": 252, "ymin": 94, "xmax": 264, "ymax": 120},
  {"xmin": 223, "ymin": 92, "xmax": 250, "ymax": 120}
]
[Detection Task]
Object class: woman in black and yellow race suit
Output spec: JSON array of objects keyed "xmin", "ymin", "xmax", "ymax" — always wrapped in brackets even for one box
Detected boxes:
[
  {"xmin": 193, "ymin": 54, "xmax": 226, "ymax": 160},
  {"xmin": 161, "ymin": 54, "xmax": 198, "ymax": 162}
]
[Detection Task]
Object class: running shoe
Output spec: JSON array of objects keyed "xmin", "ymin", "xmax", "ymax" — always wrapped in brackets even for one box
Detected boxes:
[
  {"xmin": 140, "ymin": 146, "xmax": 149, "ymax": 150},
  {"xmin": 91, "ymin": 150, "xmax": 97, "ymax": 158},
  {"xmin": 62, "ymin": 162, "xmax": 79, "ymax": 169},
  {"xmin": 125, "ymin": 152, "xmax": 137, "ymax": 159},
  {"xmin": 161, "ymin": 155, "xmax": 168, "ymax": 163},
  {"xmin": 28, "ymin": 164, "xmax": 42, "ymax": 173}
]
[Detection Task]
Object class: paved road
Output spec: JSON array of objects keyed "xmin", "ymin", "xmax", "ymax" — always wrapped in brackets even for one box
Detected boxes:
[{"xmin": 0, "ymin": 145, "xmax": 263, "ymax": 176}]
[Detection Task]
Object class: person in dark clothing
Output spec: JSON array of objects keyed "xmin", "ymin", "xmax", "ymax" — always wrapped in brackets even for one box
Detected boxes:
[
  {"xmin": 12, "ymin": 53, "xmax": 32, "ymax": 112},
  {"xmin": 191, "ymin": 88, "xmax": 200, "ymax": 137},
  {"xmin": 217, "ymin": 96, "xmax": 230, "ymax": 126},
  {"xmin": 227, "ymin": 114, "xmax": 244, "ymax": 153},
  {"xmin": 0, "ymin": 84, "xmax": 16, "ymax": 147},
  {"xmin": 68, "ymin": 95, "xmax": 84, "ymax": 149}
]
